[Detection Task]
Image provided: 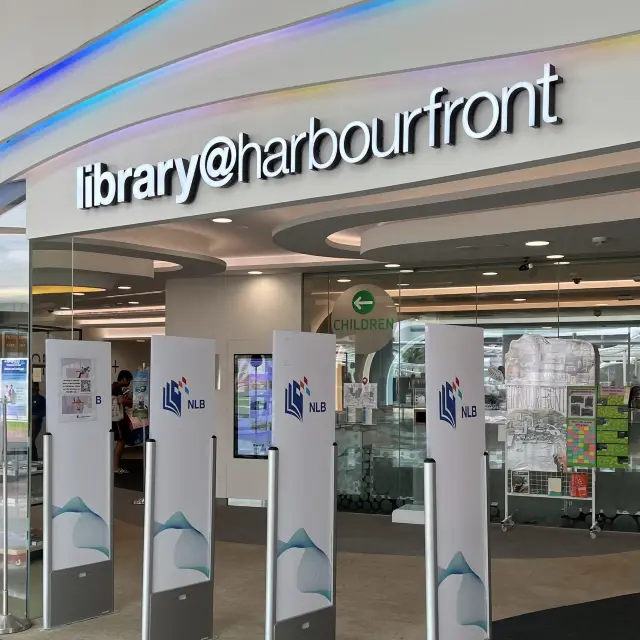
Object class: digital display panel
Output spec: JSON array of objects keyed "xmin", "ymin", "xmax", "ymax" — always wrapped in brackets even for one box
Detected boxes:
[{"xmin": 234, "ymin": 354, "xmax": 273, "ymax": 458}]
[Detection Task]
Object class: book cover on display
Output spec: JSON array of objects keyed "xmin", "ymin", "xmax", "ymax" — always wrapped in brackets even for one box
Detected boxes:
[
  {"xmin": 547, "ymin": 478, "xmax": 562, "ymax": 496},
  {"xmin": 510, "ymin": 470, "xmax": 530, "ymax": 494},
  {"xmin": 570, "ymin": 474, "xmax": 589, "ymax": 498}
]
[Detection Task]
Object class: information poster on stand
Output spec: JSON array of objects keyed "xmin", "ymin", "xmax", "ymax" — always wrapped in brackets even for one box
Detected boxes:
[
  {"xmin": 424, "ymin": 325, "xmax": 488, "ymax": 640},
  {"xmin": 271, "ymin": 331, "xmax": 336, "ymax": 628},
  {"xmin": 1, "ymin": 358, "xmax": 29, "ymax": 443},
  {"xmin": 45, "ymin": 341, "xmax": 111, "ymax": 572},
  {"xmin": 149, "ymin": 336, "xmax": 217, "ymax": 595}
]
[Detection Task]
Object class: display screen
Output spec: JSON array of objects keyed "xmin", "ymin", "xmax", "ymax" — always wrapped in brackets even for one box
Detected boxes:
[{"xmin": 234, "ymin": 354, "xmax": 273, "ymax": 458}]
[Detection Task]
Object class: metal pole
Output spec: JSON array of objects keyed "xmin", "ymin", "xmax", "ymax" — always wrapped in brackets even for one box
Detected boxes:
[
  {"xmin": 0, "ymin": 396, "xmax": 31, "ymax": 633},
  {"xmin": 482, "ymin": 452, "xmax": 493, "ymax": 639},
  {"xmin": 424, "ymin": 458, "xmax": 438, "ymax": 640},
  {"xmin": 265, "ymin": 447, "xmax": 279, "ymax": 640},
  {"xmin": 331, "ymin": 443, "xmax": 338, "ymax": 610},
  {"xmin": 42, "ymin": 433, "xmax": 52, "ymax": 629},
  {"xmin": 141, "ymin": 440, "xmax": 156, "ymax": 640}
]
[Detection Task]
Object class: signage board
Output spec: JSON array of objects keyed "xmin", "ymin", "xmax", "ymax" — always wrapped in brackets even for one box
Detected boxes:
[
  {"xmin": 149, "ymin": 335, "xmax": 217, "ymax": 594},
  {"xmin": 331, "ymin": 284, "xmax": 397, "ymax": 354},
  {"xmin": 424, "ymin": 325, "xmax": 489, "ymax": 639},
  {"xmin": 271, "ymin": 331, "xmax": 336, "ymax": 630}
]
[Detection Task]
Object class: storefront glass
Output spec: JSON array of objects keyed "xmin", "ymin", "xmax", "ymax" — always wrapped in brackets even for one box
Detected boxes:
[{"xmin": 304, "ymin": 258, "xmax": 640, "ymax": 532}]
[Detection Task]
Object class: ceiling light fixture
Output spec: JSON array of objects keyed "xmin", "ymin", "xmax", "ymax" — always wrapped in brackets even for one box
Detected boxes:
[
  {"xmin": 337, "ymin": 278, "xmax": 351, "ymax": 283},
  {"xmin": 482, "ymin": 272, "xmax": 498, "ymax": 276},
  {"xmin": 128, "ymin": 301, "xmax": 140, "ymax": 305},
  {"xmin": 72, "ymin": 292, "xmax": 85, "ymax": 296},
  {"xmin": 595, "ymin": 303, "xmax": 609, "ymax": 307},
  {"xmin": 248, "ymin": 271, "xmax": 263, "ymax": 275},
  {"xmin": 385, "ymin": 263, "xmax": 401, "ymax": 268},
  {"xmin": 546, "ymin": 255, "xmax": 564, "ymax": 260},
  {"xmin": 398, "ymin": 283, "xmax": 410, "ymax": 287},
  {"xmin": 554, "ymin": 261, "xmax": 571, "ymax": 265},
  {"xmin": 60, "ymin": 306, "xmax": 70, "ymax": 311},
  {"xmin": 526, "ymin": 240, "xmax": 550, "ymax": 247},
  {"xmin": 136, "ymin": 339, "xmax": 146, "ymax": 343},
  {"xmin": 399, "ymin": 269, "xmax": 414, "ymax": 274},
  {"xmin": 513, "ymin": 298, "xmax": 527, "ymax": 302},
  {"xmin": 117, "ymin": 286, "xmax": 132, "ymax": 290},
  {"xmin": 541, "ymin": 326, "xmax": 553, "ymax": 329},
  {"xmin": 212, "ymin": 217, "xmax": 232, "ymax": 223}
]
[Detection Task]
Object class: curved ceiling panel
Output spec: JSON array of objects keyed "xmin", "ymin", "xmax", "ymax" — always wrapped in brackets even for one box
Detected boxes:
[
  {"xmin": 0, "ymin": 0, "xmax": 366, "ymax": 145},
  {"xmin": 0, "ymin": 0, "xmax": 160, "ymax": 92},
  {"xmin": 3, "ymin": 1, "xmax": 639, "ymax": 179}
]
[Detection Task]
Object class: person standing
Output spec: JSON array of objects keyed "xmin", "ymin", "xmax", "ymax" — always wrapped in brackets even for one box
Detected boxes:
[
  {"xmin": 112, "ymin": 370, "xmax": 133, "ymax": 474},
  {"xmin": 31, "ymin": 382, "xmax": 46, "ymax": 462}
]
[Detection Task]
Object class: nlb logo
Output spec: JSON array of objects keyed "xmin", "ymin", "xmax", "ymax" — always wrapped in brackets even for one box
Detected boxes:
[
  {"xmin": 162, "ymin": 376, "xmax": 205, "ymax": 417},
  {"xmin": 284, "ymin": 377, "xmax": 326, "ymax": 422},
  {"xmin": 438, "ymin": 377, "xmax": 477, "ymax": 428}
]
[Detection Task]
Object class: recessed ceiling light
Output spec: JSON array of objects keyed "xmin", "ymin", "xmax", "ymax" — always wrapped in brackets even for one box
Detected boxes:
[
  {"xmin": 541, "ymin": 326, "xmax": 553, "ymax": 329},
  {"xmin": 337, "ymin": 278, "xmax": 351, "ymax": 283},
  {"xmin": 399, "ymin": 269, "xmax": 414, "ymax": 273},
  {"xmin": 455, "ymin": 245, "xmax": 475, "ymax": 250},
  {"xmin": 554, "ymin": 261, "xmax": 570, "ymax": 265},
  {"xmin": 136, "ymin": 339, "xmax": 145, "ymax": 343},
  {"xmin": 546, "ymin": 254, "xmax": 564, "ymax": 260},
  {"xmin": 483, "ymin": 272, "xmax": 498, "ymax": 276},
  {"xmin": 513, "ymin": 298, "xmax": 527, "ymax": 302},
  {"xmin": 60, "ymin": 306, "xmax": 70, "ymax": 311},
  {"xmin": 385, "ymin": 264, "xmax": 401, "ymax": 268},
  {"xmin": 398, "ymin": 283, "xmax": 410, "ymax": 287},
  {"xmin": 212, "ymin": 217, "xmax": 232, "ymax": 223},
  {"xmin": 248, "ymin": 271, "xmax": 263, "ymax": 275},
  {"xmin": 595, "ymin": 303, "xmax": 609, "ymax": 307},
  {"xmin": 526, "ymin": 240, "xmax": 550, "ymax": 247},
  {"xmin": 117, "ymin": 286, "xmax": 132, "ymax": 290},
  {"xmin": 394, "ymin": 303, "xmax": 400, "ymax": 307},
  {"xmin": 128, "ymin": 301, "xmax": 140, "ymax": 305},
  {"xmin": 72, "ymin": 292, "xmax": 85, "ymax": 296}
]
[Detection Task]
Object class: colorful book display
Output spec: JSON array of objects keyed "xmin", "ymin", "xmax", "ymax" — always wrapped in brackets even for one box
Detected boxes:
[
  {"xmin": 596, "ymin": 387, "xmax": 630, "ymax": 469},
  {"xmin": 567, "ymin": 386, "xmax": 596, "ymax": 467}
]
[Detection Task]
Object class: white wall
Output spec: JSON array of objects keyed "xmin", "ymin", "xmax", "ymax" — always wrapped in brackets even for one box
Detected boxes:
[{"xmin": 165, "ymin": 274, "xmax": 302, "ymax": 500}]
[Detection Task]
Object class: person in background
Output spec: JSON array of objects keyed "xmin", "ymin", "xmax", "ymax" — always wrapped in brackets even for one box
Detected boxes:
[
  {"xmin": 31, "ymin": 382, "xmax": 46, "ymax": 462},
  {"xmin": 112, "ymin": 370, "xmax": 133, "ymax": 474}
]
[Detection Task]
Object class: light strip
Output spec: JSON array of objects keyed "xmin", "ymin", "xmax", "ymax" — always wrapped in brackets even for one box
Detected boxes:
[
  {"xmin": 74, "ymin": 316, "xmax": 165, "ymax": 326},
  {"xmin": 53, "ymin": 305, "xmax": 165, "ymax": 317},
  {"xmin": 400, "ymin": 298, "xmax": 640, "ymax": 313}
]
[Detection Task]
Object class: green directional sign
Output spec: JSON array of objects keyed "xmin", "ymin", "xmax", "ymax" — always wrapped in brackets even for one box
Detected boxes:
[{"xmin": 352, "ymin": 290, "xmax": 375, "ymax": 315}]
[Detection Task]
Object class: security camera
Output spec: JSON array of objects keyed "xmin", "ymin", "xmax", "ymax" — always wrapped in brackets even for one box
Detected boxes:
[
  {"xmin": 519, "ymin": 258, "xmax": 533, "ymax": 272},
  {"xmin": 593, "ymin": 308, "xmax": 602, "ymax": 317},
  {"xmin": 573, "ymin": 277, "xmax": 582, "ymax": 285}
]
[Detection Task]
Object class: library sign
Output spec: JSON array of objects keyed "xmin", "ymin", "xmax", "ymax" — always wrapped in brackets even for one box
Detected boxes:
[
  {"xmin": 76, "ymin": 64, "xmax": 563, "ymax": 209},
  {"xmin": 332, "ymin": 285, "xmax": 397, "ymax": 354}
]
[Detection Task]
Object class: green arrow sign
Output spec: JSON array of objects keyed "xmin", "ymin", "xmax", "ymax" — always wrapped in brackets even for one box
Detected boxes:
[{"xmin": 352, "ymin": 290, "xmax": 375, "ymax": 315}]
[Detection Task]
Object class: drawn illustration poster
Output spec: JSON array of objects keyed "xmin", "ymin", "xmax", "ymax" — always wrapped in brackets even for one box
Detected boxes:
[{"xmin": 505, "ymin": 336, "xmax": 596, "ymax": 473}]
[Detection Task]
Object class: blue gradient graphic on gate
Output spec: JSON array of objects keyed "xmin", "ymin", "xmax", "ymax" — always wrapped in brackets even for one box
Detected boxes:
[
  {"xmin": 154, "ymin": 511, "xmax": 209, "ymax": 577},
  {"xmin": 277, "ymin": 528, "xmax": 331, "ymax": 601},
  {"xmin": 438, "ymin": 551, "xmax": 487, "ymax": 632},
  {"xmin": 52, "ymin": 496, "xmax": 110, "ymax": 558}
]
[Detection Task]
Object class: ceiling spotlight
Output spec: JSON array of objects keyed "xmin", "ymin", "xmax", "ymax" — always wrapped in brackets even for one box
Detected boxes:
[
  {"xmin": 212, "ymin": 217, "xmax": 233, "ymax": 223},
  {"xmin": 554, "ymin": 261, "xmax": 570, "ymax": 265},
  {"xmin": 385, "ymin": 264, "xmax": 401, "ymax": 268},
  {"xmin": 595, "ymin": 303, "xmax": 609, "ymax": 307},
  {"xmin": 399, "ymin": 269, "xmax": 414, "ymax": 274},
  {"xmin": 394, "ymin": 303, "xmax": 400, "ymax": 306},
  {"xmin": 398, "ymin": 283, "xmax": 410, "ymax": 287},
  {"xmin": 337, "ymin": 278, "xmax": 351, "ymax": 283},
  {"xmin": 513, "ymin": 298, "xmax": 527, "ymax": 302},
  {"xmin": 128, "ymin": 301, "xmax": 140, "ymax": 305},
  {"xmin": 136, "ymin": 339, "xmax": 146, "ymax": 343},
  {"xmin": 541, "ymin": 326, "xmax": 553, "ymax": 329},
  {"xmin": 546, "ymin": 255, "xmax": 564, "ymax": 260},
  {"xmin": 60, "ymin": 307, "xmax": 70, "ymax": 311},
  {"xmin": 525, "ymin": 240, "xmax": 550, "ymax": 247},
  {"xmin": 248, "ymin": 271, "xmax": 263, "ymax": 275},
  {"xmin": 117, "ymin": 286, "xmax": 132, "ymax": 290},
  {"xmin": 483, "ymin": 272, "xmax": 498, "ymax": 276},
  {"xmin": 72, "ymin": 292, "xmax": 85, "ymax": 296}
]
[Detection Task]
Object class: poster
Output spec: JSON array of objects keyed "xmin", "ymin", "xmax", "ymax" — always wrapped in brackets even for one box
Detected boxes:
[
  {"xmin": 150, "ymin": 336, "xmax": 217, "ymax": 594},
  {"xmin": 343, "ymin": 383, "xmax": 378, "ymax": 409},
  {"xmin": 510, "ymin": 470, "xmax": 530, "ymax": 494},
  {"xmin": 1, "ymin": 358, "xmax": 29, "ymax": 443},
  {"xmin": 272, "ymin": 331, "xmax": 336, "ymax": 624},
  {"xmin": 505, "ymin": 336, "xmax": 596, "ymax": 473},
  {"xmin": 596, "ymin": 387, "xmax": 630, "ymax": 469},
  {"xmin": 567, "ymin": 420, "xmax": 596, "ymax": 467},
  {"xmin": 45, "ymin": 340, "xmax": 111, "ymax": 571},
  {"xmin": 548, "ymin": 477, "xmax": 562, "ymax": 496},
  {"xmin": 425, "ymin": 325, "xmax": 488, "ymax": 640},
  {"xmin": 59, "ymin": 358, "xmax": 96, "ymax": 422}
]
